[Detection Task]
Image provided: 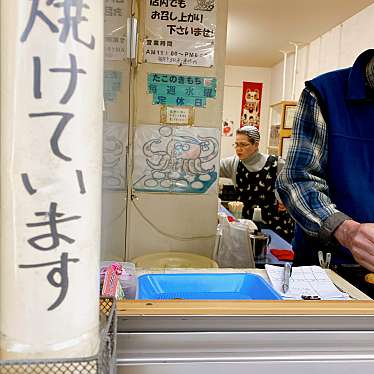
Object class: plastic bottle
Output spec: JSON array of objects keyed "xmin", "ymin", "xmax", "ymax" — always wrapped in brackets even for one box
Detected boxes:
[{"xmin": 252, "ymin": 205, "xmax": 263, "ymax": 231}]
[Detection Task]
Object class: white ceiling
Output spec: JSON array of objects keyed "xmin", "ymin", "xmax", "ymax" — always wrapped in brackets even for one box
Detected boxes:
[{"xmin": 226, "ymin": 0, "xmax": 374, "ymax": 67}]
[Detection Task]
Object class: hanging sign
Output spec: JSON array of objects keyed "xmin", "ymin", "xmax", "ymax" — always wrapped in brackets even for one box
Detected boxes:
[
  {"xmin": 240, "ymin": 81, "xmax": 263, "ymax": 128},
  {"xmin": 1, "ymin": 0, "xmax": 102, "ymax": 359},
  {"xmin": 144, "ymin": 0, "xmax": 216, "ymax": 67}
]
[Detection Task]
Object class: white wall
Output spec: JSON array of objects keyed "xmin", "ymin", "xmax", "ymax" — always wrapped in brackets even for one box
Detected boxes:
[
  {"xmin": 270, "ymin": 4, "xmax": 374, "ymax": 103},
  {"xmin": 127, "ymin": 0, "xmax": 228, "ymax": 260},
  {"xmin": 221, "ymin": 66, "xmax": 271, "ymax": 159},
  {"xmin": 222, "ymin": 3, "xmax": 374, "ymax": 168}
]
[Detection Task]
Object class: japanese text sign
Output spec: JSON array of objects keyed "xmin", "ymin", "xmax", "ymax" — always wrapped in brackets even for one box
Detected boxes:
[
  {"xmin": 1, "ymin": 0, "xmax": 103, "ymax": 357},
  {"xmin": 147, "ymin": 73, "xmax": 217, "ymax": 107},
  {"xmin": 144, "ymin": 0, "xmax": 216, "ymax": 67}
]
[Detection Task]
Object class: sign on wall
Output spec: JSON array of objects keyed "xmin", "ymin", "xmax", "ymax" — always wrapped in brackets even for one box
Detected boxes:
[
  {"xmin": 240, "ymin": 81, "xmax": 263, "ymax": 128},
  {"xmin": 147, "ymin": 73, "xmax": 217, "ymax": 107},
  {"xmin": 160, "ymin": 105, "xmax": 195, "ymax": 125},
  {"xmin": 104, "ymin": 0, "xmax": 128, "ymax": 60},
  {"xmin": 144, "ymin": 0, "xmax": 216, "ymax": 67},
  {"xmin": 133, "ymin": 125, "xmax": 219, "ymax": 194},
  {"xmin": 222, "ymin": 119, "xmax": 234, "ymax": 137}
]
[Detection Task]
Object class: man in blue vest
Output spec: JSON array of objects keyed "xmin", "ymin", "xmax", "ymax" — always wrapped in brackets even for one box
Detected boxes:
[{"xmin": 276, "ymin": 49, "xmax": 374, "ymax": 295}]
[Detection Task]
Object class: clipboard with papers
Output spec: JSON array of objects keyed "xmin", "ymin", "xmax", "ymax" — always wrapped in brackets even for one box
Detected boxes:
[{"xmin": 265, "ymin": 265, "xmax": 351, "ymax": 300}]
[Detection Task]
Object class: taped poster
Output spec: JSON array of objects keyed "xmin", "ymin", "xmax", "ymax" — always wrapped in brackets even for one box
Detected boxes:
[
  {"xmin": 147, "ymin": 73, "xmax": 217, "ymax": 108},
  {"xmin": 144, "ymin": 0, "xmax": 216, "ymax": 67},
  {"xmin": 133, "ymin": 125, "xmax": 219, "ymax": 194}
]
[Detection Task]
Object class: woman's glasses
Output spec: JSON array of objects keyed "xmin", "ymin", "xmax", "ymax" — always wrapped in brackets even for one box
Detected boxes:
[{"xmin": 233, "ymin": 142, "xmax": 251, "ymax": 148}]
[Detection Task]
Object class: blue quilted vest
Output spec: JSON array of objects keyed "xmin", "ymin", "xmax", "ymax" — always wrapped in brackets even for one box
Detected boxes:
[{"xmin": 294, "ymin": 49, "xmax": 374, "ymax": 265}]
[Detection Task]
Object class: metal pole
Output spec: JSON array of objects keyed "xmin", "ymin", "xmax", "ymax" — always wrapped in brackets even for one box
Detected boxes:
[
  {"xmin": 280, "ymin": 50, "xmax": 289, "ymax": 101},
  {"xmin": 290, "ymin": 42, "xmax": 303, "ymax": 101}
]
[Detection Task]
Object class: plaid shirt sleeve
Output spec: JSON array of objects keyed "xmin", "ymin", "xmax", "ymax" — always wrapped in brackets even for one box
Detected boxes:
[{"xmin": 275, "ymin": 88, "xmax": 343, "ymax": 238}]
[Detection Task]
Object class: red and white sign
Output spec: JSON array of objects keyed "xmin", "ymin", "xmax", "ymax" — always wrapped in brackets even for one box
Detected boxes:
[{"xmin": 240, "ymin": 81, "xmax": 263, "ymax": 128}]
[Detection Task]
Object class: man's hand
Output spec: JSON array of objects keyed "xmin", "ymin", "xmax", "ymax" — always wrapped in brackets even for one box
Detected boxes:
[
  {"xmin": 334, "ymin": 220, "xmax": 374, "ymax": 272},
  {"xmin": 277, "ymin": 200, "xmax": 287, "ymax": 212}
]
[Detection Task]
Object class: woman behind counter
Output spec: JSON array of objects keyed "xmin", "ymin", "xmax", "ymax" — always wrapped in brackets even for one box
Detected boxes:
[{"xmin": 220, "ymin": 125, "xmax": 294, "ymax": 243}]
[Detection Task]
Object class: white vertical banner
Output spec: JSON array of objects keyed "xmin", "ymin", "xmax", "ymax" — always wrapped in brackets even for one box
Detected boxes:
[{"xmin": 1, "ymin": 0, "xmax": 103, "ymax": 360}]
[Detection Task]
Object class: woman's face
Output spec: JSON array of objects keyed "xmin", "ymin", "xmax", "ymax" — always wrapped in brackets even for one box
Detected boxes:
[{"xmin": 234, "ymin": 133, "xmax": 258, "ymax": 160}]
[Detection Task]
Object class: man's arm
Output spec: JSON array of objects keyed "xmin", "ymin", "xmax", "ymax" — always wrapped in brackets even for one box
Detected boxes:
[
  {"xmin": 275, "ymin": 88, "xmax": 344, "ymax": 238},
  {"xmin": 276, "ymin": 88, "xmax": 374, "ymax": 271}
]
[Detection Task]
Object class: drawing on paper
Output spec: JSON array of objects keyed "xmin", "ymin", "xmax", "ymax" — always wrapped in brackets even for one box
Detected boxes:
[
  {"xmin": 103, "ymin": 122, "xmax": 127, "ymax": 190},
  {"xmin": 133, "ymin": 125, "xmax": 219, "ymax": 193}
]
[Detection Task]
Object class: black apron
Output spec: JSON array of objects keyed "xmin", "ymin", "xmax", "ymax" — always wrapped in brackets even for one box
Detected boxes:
[{"xmin": 236, "ymin": 155, "xmax": 294, "ymax": 242}]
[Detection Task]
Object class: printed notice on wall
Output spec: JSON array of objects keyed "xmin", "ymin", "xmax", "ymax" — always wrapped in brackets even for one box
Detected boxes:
[
  {"xmin": 160, "ymin": 105, "xmax": 194, "ymax": 125},
  {"xmin": 147, "ymin": 73, "xmax": 217, "ymax": 107},
  {"xmin": 144, "ymin": 0, "xmax": 216, "ymax": 67},
  {"xmin": 104, "ymin": 0, "xmax": 128, "ymax": 60}
]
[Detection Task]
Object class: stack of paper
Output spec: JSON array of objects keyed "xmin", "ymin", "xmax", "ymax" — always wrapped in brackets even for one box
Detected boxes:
[{"xmin": 265, "ymin": 265, "xmax": 350, "ymax": 300}]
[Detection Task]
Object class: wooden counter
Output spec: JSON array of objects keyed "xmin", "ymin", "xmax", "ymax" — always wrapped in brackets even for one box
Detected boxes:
[{"xmin": 117, "ymin": 268, "xmax": 373, "ymax": 317}]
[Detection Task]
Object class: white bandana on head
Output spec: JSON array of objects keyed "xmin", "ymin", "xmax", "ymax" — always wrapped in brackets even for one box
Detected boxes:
[{"xmin": 238, "ymin": 125, "xmax": 260, "ymax": 143}]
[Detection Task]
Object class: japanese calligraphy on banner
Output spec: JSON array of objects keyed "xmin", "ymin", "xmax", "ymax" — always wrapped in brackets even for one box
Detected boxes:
[
  {"xmin": 144, "ymin": 0, "xmax": 216, "ymax": 67},
  {"xmin": 147, "ymin": 73, "xmax": 217, "ymax": 107},
  {"xmin": 240, "ymin": 81, "xmax": 263, "ymax": 128},
  {"xmin": 1, "ymin": 1, "xmax": 102, "ymax": 359},
  {"xmin": 104, "ymin": 0, "xmax": 128, "ymax": 60},
  {"xmin": 133, "ymin": 125, "xmax": 219, "ymax": 193}
]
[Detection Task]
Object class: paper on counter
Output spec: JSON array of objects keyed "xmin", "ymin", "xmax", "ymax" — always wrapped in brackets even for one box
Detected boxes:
[{"xmin": 265, "ymin": 265, "xmax": 350, "ymax": 300}]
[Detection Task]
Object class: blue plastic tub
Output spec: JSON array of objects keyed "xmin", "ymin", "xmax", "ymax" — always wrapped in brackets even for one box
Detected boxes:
[{"xmin": 137, "ymin": 273, "xmax": 281, "ymax": 300}]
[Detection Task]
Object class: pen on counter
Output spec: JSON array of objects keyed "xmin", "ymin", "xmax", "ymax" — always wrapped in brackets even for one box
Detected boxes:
[{"xmin": 282, "ymin": 262, "xmax": 292, "ymax": 293}]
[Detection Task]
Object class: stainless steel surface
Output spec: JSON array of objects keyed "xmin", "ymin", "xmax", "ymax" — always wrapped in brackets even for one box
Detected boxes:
[
  {"xmin": 117, "ymin": 314, "xmax": 374, "ymax": 332},
  {"xmin": 117, "ymin": 330, "xmax": 374, "ymax": 365},
  {"xmin": 117, "ymin": 361, "xmax": 374, "ymax": 374}
]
